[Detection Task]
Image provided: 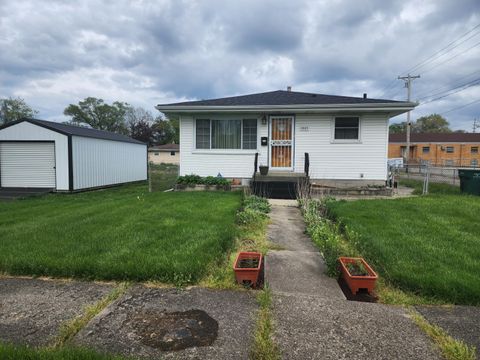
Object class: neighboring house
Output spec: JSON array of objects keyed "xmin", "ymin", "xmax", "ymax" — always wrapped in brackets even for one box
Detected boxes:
[
  {"xmin": 0, "ymin": 118, "xmax": 147, "ymax": 191},
  {"xmin": 156, "ymin": 89, "xmax": 414, "ymax": 187},
  {"xmin": 389, "ymin": 133, "xmax": 480, "ymax": 167},
  {"xmin": 148, "ymin": 143, "xmax": 180, "ymax": 164}
]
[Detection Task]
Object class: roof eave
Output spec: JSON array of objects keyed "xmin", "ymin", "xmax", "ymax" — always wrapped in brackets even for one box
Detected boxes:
[{"xmin": 155, "ymin": 102, "xmax": 416, "ymax": 115}]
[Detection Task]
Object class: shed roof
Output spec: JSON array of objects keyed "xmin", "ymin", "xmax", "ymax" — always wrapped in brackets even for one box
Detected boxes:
[
  {"xmin": 0, "ymin": 118, "xmax": 145, "ymax": 145},
  {"xmin": 389, "ymin": 132, "xmax": 480, "ymax": 143}
]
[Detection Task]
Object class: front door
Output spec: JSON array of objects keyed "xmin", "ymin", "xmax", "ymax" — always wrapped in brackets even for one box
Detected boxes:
[{"xmin": 269, "ymin": 116, "xmax": 294, "ymax": 170}]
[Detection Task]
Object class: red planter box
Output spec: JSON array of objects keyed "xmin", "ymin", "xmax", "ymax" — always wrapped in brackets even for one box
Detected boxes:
[
  {"xmin": 233, "ymin": 252, "xmax": 262, "ymax": 288},
  {"xmin": 339, "ymin": 257, "xmax": 378, "ymax": 295}
]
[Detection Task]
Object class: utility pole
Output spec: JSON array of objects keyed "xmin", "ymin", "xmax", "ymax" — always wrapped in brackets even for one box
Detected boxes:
[{"xmin": 398, "ymin": 74, "xmax": 420, "ymax": 164}]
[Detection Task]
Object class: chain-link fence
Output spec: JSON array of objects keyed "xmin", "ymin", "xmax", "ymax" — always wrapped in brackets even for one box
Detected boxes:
[
  {"xmin": 389, "ymin": 163, "xmax": 466, "ymax": 194},
  {"xmin": 148, "ymin": 163, "xmax": 179, "ymax": 192}
]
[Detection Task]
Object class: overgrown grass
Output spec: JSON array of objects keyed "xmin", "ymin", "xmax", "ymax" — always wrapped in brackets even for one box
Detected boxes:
[
  {"xmin": 149, "ymin": 163, "xmax": 178, "ymax": 191},
  {"xmin": 52, "ymin": 283, "xmax": 130, "ymax": 348},
  {"xmin": 201, "ymin": 195, "xmax": 275, "ymax": 289},
  {"xmin": 409, "ymin": 310, "xmax": 476, "ymax": 360},
  {"xmin": 399, "ymin": 178, "xmax": 461, "ymax": 195},
  {"xmin": 0, "ymin": 184, "xmax": 241, "ymax": 285},
  {"xmin": 0, "ymin": 343, "xmax": 129, "ymax": 360},
  {"xmin": 251, "ymin": 288, "xmax": 281, "ymax": 360},
  {"xmin": 327, "ymin": 194, "xmax": 480, "ymax": 305}
]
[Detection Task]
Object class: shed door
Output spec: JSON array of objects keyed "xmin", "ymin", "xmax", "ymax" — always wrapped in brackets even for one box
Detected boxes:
[{"xmin": 0, "ymin": 142, "xmax": 56, "ymax": 188}]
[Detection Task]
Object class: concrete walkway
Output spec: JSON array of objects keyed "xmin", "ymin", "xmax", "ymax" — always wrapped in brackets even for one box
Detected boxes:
[{"xmin": 265, "ymin": 202, "xmax": 441, "ymax": 360}]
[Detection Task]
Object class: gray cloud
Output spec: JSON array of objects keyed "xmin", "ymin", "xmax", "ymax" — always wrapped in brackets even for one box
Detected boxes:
[{"xmin": 0, "ymin": 0, "xmax": 479, "ymax": 129}]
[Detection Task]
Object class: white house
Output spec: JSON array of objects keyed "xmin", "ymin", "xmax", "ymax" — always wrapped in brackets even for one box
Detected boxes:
[
  {"xmin": 0, "ymin": 118, "xmax": 147, "ymax": 191},
  {"xmin": 156, "ymin": 89, "xmax": 415, "ymax": 187}
]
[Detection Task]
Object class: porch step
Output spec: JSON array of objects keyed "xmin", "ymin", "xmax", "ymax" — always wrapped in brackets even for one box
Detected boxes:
[{"xmin": 251, "ymin": 180, "xmax": 298, "ymax": 199}]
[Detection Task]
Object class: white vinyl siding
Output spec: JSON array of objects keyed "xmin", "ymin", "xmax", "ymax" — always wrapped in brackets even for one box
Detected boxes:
[
  {"xmin": 0, "ymin": 121, "xmax": 69, "ymax": 190},
  {"xmin": 295, "ymin": 114, "xmax": 389, "ymax": 180},
  {"xmin": 0, "ymin": 142, "xmax": 56, "ymax": 188},
  {"xmin": 180, "ymin": 113, "xmax": 389, "ymax": 181},
  {"xmin": 72, "ymin": 136, "xmax": 147, "ymax": 190},
  {"xmin": 180, "ymin": 115, "xmax": 265, "ymax": 178}
]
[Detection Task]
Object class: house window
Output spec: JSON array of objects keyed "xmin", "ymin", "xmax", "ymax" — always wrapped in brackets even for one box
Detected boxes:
[
  {"xmin": 471, "ymin": 159, "xmax": 478, "ymax": 167},
  {"xmin": 243, "ymin": 119, "xmax": 257, "ymax": 149},
  {"xmin": 196, "ymin": 119, "xmax": 211, "ymax": 149},
  {"xmin": 334, "ymin": 117, "xmax": 359, "ymax": 140},
  {"xmin": 471, "ymin": 146, "xmax": 478, "ymax": 154},
  {"xmin": 422, "ymin": 146, "xmax": 430, "ymax": 154},
  {"xmin": 446, "ymin": 146, "xmax": 454, "ymax": 153},
  {"xmin": 195, "ymin": 119, "xmax": 257, "ymax": 149},
  {"xmin": 154, "ymin": 152, "xmax": 159, "ymax": 156},
  {"xmin": 170, "ymin": 151, "xmax": 176, "ymax": 156}
]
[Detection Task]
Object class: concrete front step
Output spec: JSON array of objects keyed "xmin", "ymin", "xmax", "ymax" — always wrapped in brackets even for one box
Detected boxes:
[{"xmin": 265, "ymin": 250, "xmax": 345, "ymax": 299}]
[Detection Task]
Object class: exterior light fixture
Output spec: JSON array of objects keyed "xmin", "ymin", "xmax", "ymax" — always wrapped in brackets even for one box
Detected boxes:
[{"xmin": 261, "ymin": 114, "xmax": 267, "ymax": 125}]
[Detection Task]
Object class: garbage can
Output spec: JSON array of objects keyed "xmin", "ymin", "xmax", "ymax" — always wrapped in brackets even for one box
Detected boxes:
[{"xmin": 458, "ymin": 169, "xmax": 480, "ymax": 196}]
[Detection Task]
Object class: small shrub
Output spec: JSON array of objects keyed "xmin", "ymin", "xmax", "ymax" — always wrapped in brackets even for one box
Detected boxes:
[
  {"xmin": 176, "ymin": 174, "xmax": 231, "ymax": 187},
  {"xmin": 236, "ymin": 208, "xmax": 267, "ymax": 225},
  {"xmin": 244, "ymin": 195, "xmax": 271, "ymax": 214}
]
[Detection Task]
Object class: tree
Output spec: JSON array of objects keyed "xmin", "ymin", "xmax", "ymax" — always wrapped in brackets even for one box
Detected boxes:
[
  {"xmin": 152, "ymin": 118, "xmax": 177, "ymax": 145},
  {"xmin": 64, "ymin": 97, "xmax": 129, "ymax": 134},
  {"xmin": 0, "ymin": 97, "xmax": 38, "ymax": 125},
  {"xmin": 414, "ymin": 114, "xmax": 451, "ymax": 133},
  {"xmin": 126, "ymin": 107, "xmax": 155, "ymax": 145},
  {"xmin": 389, "ymin": 122, "xmax": 407, "ymax": 134}
]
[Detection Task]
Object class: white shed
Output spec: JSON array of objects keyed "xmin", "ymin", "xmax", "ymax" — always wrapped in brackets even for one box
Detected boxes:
[{"xmin": 0, "ymin": 118, "xmax": 147, "ymax": 191}]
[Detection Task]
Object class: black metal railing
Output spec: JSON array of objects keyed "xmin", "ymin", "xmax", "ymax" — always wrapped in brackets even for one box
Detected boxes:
[
  {"xmin": 304, "ymin": 152, "xmax": 310, "ymax": 177},
  {"xmin": 253, "ymin": 152, "xmax": 259, "ymax": 179}
]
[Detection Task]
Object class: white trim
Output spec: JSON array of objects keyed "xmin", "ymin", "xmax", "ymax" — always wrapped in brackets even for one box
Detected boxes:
[
  {"xmin": 330, "ymin": 115, "xmax": 362, "ymax": 144},
  {"xmin": 269, "ymin": 115, "xmax": 294, "ymax": 170}
]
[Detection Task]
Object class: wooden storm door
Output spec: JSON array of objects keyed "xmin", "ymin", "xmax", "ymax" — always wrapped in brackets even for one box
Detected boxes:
[{"xmin": 269, "ymin": 116, "xmax": 294, "ymax": 170}]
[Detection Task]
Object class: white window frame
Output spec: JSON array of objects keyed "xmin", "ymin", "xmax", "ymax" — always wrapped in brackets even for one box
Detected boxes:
[
  {"xmin": 192, "ymin": 117, "xmax": 259, "ymax": 153},
  {"xmin": 331, "ymin": 116, "xmax": 362, "ymax": 143}
]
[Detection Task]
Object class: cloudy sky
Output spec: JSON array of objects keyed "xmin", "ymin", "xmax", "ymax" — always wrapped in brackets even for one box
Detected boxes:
[{"xmin": 1, "ymin": 0, "xmax": 479, "ymax": 130}]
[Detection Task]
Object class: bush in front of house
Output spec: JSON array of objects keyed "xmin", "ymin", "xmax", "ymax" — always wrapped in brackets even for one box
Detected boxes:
[
  {"xmin": 236, "ymin": 195, "xmax": 270, "ymax": 225},
  {"xmin": 176, "ymin": 174, "xmax": 230, "ymax": 187}
]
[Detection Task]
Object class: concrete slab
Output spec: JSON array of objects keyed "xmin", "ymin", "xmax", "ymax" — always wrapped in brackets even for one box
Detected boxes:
[
  {"xmin": 416, "ymin": 305, "xmax": 480, "ymax": 357},
  {"xmin": 73, "ymin": 286, "xmax": 257, "ymax": 359},
  {"xmin": 273, "ymin": 293, "xmax": 441, "ymax": 360},
  {"xmin": 266, "ymin": 250, "xmax": 345, "ymax": 299},
  {"xmin": 0, "ymin": 277, "xmax": 113, "ymax": 346},
  {"xmin": 267, "ymin": 204, "xmax": 317, "ymax": 252}
]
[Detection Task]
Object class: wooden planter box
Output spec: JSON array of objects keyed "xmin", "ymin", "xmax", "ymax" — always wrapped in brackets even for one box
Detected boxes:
[
  {"xmin": 339, "ymin": 257, "xmax": 378, "ymax": 295},
  {"xmin": 233, "ymin": 252, "xmax": 262, "ymax": 288}
]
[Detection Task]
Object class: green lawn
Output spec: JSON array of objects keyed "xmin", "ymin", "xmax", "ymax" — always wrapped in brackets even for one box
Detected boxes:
[
  {"xmin": 149, "ymin": 163, "xmax": 178, "ymax": 191},
  {"xmin": 327, "ymin": 193, "xmax": 480, "ymax": 305},
  {"xmin": 0, "ymin": 184, "xmax": 241, "ymax": 284}
]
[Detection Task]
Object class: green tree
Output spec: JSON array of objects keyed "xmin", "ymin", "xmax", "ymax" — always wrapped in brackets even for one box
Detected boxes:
[
  {"xmin": 414, "ymin": 114, "xmax": 451, "ymax": 133},
  {"xmin": 126, "ymin": 107, "xmax": 155, "ymax": 145},
  {"xmin": 389, "ymin": 122, "xmax": 407, "ymax": 134},
  {"xmin": 0, "ymin": 97, "xmax": 38, "ymax": 125},
  {"xmin": 64, "ymin": 97, "xmax": 130, "ymax": 134}
]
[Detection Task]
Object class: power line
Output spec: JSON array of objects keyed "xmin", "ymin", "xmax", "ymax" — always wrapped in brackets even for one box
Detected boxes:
[
  {"xmin": 440, "ymin": 99, "xmax": 480, "ymax": 115},
  {"xmin": 401, "ymin": 22, "xmax": 480, "ymax": 76},
  {"xmin": 421, "ymin": 40, "xmax": 480, "ymax": 76},
  {"xmin": 415, "ymin": 69, "xmax": 480, "ymax": 99},
  {"xmin": 417, "ymin": 77, "xmax": 480, "ymax": 103}
]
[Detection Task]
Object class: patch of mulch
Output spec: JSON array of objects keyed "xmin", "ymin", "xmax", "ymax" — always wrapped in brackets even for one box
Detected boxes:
[
  {"xmin": 337, "ymin": 277, "xmax": 378, "ymax": 303},
  {"xmin": 132, "ymin": 309, "xmax": 218, "ymax": 351}
]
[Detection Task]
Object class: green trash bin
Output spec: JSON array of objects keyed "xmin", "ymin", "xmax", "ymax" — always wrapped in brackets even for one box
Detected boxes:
[{"xmin": 458, "ymin": 169, "xmax": 480, "ymax": 196}]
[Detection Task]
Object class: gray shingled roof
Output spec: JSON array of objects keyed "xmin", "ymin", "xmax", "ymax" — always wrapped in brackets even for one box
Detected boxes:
[
  {"xmin": 158, "ymin": 90, "xmax": 405, "ymax": 107},
  {"xmin": 0, "ymin": 118, "xmax": 145, "ymax": 145}
]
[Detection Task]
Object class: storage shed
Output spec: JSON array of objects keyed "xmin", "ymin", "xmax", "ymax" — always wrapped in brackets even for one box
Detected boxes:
[{"xmin": 0, "ymin": 118, "xmax": 147, "ymax": 191}]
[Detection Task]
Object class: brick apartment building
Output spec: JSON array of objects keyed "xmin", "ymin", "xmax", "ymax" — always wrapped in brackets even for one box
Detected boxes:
[{"xmin": 389, "ymin": 133, "xmax": 480, "ymax": 167}]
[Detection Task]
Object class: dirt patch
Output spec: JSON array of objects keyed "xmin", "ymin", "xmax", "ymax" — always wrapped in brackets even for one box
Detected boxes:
[{"xmin": 132, "ymin": 309, "xmax": 218, "ymax": 351}]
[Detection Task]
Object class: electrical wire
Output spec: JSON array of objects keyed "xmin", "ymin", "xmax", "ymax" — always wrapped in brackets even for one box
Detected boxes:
[{"xmin": 440, "ymin": 99, "xmax": 480, "ymax": 115}]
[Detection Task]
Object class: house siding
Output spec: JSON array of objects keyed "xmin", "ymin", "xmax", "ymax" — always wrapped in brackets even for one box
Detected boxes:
[
  {"xmin": 180, "ymin": 113, "xmax": 389, "ymax": 181},
  {"xmin": 294, "ymin": 114, "xmax": 389, "ymax": 180}
]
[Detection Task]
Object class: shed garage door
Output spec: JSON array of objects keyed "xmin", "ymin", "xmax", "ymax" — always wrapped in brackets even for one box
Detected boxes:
[{"xmin": 0, "ymin": 142, "xmax": 56, "ymax": 188}]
